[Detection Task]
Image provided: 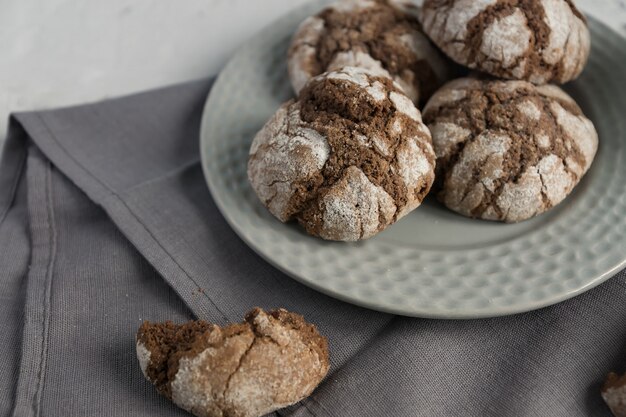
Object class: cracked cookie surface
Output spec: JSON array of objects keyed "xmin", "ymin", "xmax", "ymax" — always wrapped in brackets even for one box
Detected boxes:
[
  {"xmin": 136, "ymin": 308, "xmax": 329, "ymax": 417},
  {"xmin": 423, "ymin": 77, "xmax": 598, "ymax": 223},
  {"xmin": 248, "ymin": 67, "xmax": 436, "ymax": 241},
  {"xmin": 288, "ymin": 0, "xmax": 453, "ymax": 105},
  {"xmin": 421, "ymin": 0, "xmax": 590, "ymax": 84}
]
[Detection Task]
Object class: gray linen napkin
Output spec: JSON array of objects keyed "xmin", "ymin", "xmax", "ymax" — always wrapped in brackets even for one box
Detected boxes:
[{"xmin": 1, "ymin": 79, "xmax": 623, "ymax": 417}]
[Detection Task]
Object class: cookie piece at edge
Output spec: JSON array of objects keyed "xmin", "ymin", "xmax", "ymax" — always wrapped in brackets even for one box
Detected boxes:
[{"xmin": 603, "ymin": 372, "xmax": 626, "ymax": 417}]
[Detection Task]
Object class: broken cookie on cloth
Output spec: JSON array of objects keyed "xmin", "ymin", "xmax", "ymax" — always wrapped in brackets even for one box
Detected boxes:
[{"xmin": 136, "ymin": 308, "xmax": 329, "ymax": 417}]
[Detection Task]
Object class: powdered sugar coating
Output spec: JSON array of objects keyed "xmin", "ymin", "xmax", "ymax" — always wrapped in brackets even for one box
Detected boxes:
[
  {"xmin": 371, "ymin": 134, "xmax": 391, "ymax": 156},
  {"xmin": 249, "ymin": 68, "xmax": 435, "ymax": 241},
  {"xmin": 421, "ymin": 0, "xmax": 497, "ymax": 60},
  {"xmin": 423, "ymin": 77, "xmax": 599, "ymax": 223},
  {"xmin": 248, "ymin": 103, "xmax": 330, "ymax": 222},
  {"xmin": 429, "ymin": 122, "xmax": 472, "ymax": 159},
  {"xmin": 482, "ymin": 10, "xmax": 531, "ymax": 67},
  {"xmin": 550, "ymin": 101, "xmax": 598, "ymax": 172},
  {"xmin": 323, "ymin": 66, "xmax": 400, "ymax": 96},
  {"xmin": 327, "ymin": 50, "xmax": 392, "ymax": 81},
  {"xmin": 288, "ymin": 0, "xmax": 453, "ymax": 104},
  {"xmin": 444, "ymin": 132, "xmax": 511, "ymax": 215},
  {"xmin": 435, "ymin": 0, "xmax": 495, "ymax": 37},
  {"xmin": 223, "ymin": 309, "xmax": 329, "ymax": 417},
  {"xmin": 287, "ymin": 16, "xmax": 325, "ymax": 94},
  {"xmin": 321, "ymin": 167, "xmax": 396, "ymax": 241},
  {"xmin": 140, "ymin": 309, "xmax": 329, "ymax": 417},
  {"xmin": 537, "ymin": 154, "xmax": 572, "ymax": 205},
  {"xmin": 366, "ymin": 80, "xmax": 388, "ymax": 102},
  {"xmin": 422, "ymin": 78, "xmax": 475, "ymax": 115},
  {"xmin": 330, "ymin": 0, "xmax": 377, "ymax": 12},
  {"xmin": 603, "ymin": 386, "xmax": 626, "ymax": 417},
  {"xmin": 421, "ymin": 0, "xmax": 590, "ymax": 84},
  {"xmin": 495, "ymin": 153, "xmax": 579, "ymax": 222},
  {"xmin": 540, "ymin": 0, "xmax": 591, "ymax": 83},
  {"xmin": 517, "ymin": 100, "xmax": 542, "ymax": 121},
  {"xmin": 390, "ymin": 91, "xmax": 421, "ymax": 121},
  {"xmin": 535, "ymin": 83, "xmax": 577, "ymax": 104},
  {"xmin": 536, "ymin": 132, "xmax": 551, "ymax": 149},
  {"xmin": 171, "ymin": 354, "xmax": 214, "ymax": 417},
  {"xmin": 396, "ymin": 138, "xmax": 435, "ymax": 218},
  {"xmin": 136, "ymin": 341, "xmax": 152, "ymax": 380},
  {"xmin": 496, "ymin": 164, "xmax": 544, "ymax": 222}
]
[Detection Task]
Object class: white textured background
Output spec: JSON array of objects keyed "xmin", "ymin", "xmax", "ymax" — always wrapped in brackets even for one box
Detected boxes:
[{"xmin": 1, "ymin": 0, "xmax": 626, "ymax": 142}]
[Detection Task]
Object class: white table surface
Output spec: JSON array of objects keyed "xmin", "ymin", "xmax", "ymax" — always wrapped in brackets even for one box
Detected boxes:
[{"xmin": 1, "ymin": 0, "xmax": 626, "ymax": 143}]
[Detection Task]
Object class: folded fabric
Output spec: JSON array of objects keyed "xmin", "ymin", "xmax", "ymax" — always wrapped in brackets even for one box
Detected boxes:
[{"xmin": 0, "ymin": 79, "xmax": 622, "ymax": 417}]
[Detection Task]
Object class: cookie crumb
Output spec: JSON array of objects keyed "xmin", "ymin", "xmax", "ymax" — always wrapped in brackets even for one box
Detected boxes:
[{"xmin": 603, "ymin": 372, "xmax": 626, "ymax": 417}]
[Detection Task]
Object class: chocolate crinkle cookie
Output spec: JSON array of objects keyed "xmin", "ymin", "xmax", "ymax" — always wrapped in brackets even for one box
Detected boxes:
[
  {"xmin": 248, "ymin": 67, "xmax": 436, "ymax": 241},
  {"xmin": 422, "ymin": 77, "xmax": 598, "ymax": 223},
  {"xmin": 136, "ymin": 308, "xmax": 329, "ymax": 417},
  {"xmin": 288, "ymin": 0, "xmax": 453, "ymax": 105},
  {"xmin": 421, "ymin": 0, "xmax": 590, "ymax": 84},
  {"xmin": 603, "ymin": 372, "xmax": 626, "ymax": 417}
]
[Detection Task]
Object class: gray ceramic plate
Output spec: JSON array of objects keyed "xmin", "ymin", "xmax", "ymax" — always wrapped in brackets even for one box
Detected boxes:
[{"xmin": 200, "ymin": 1, "xmax": 626, "ymax": 319}]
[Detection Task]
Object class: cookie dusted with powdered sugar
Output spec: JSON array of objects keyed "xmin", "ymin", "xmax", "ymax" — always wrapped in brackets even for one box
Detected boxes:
[
  {"xmin": 136, "ymin": 308, "xmax": 329, "ymax": 417},
  {"xmin": 248, "ymin": 67, "xmax": 436, "ymax": 241},
  {"xmin": 421, "ymin": 0, "xmax": 590, "ymax": 84},
  {"xmin": 603, "ymin": 372, "xmax": 626, "ymax": 417},
  {"xmin": 423, "ymin": 77, "xmax": 598, "ymax": 223},
  {"xmin": 288, "ymin": 0, "xmax": 453, "ymax": 105}
]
